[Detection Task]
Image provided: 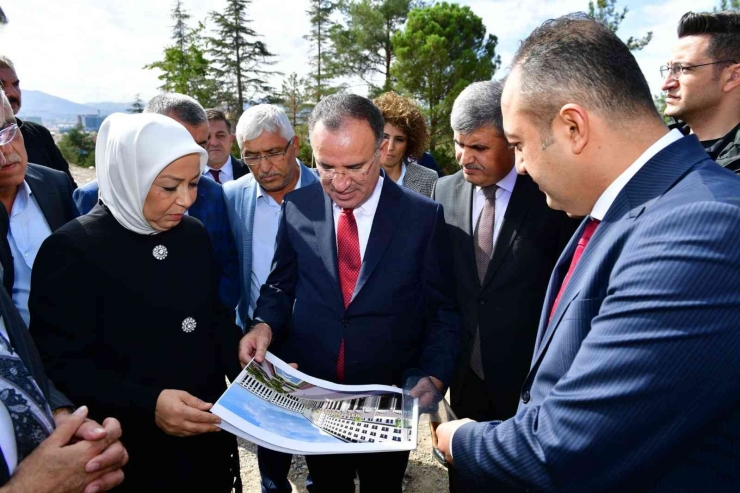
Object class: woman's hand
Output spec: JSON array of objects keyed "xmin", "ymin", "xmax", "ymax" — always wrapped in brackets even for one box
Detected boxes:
[{"xmin": 154, "ymin": 390, "xmax": 222, "ymax": 437}]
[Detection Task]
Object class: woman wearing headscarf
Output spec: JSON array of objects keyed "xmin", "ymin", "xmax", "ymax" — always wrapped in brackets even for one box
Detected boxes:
[
  {"xmin": 29, "ymin": 113, "xmax": 241, "ymax": 492},
  {"xmin": 373, "ymin": 91, "xmax": 438, "ymax": 197}
]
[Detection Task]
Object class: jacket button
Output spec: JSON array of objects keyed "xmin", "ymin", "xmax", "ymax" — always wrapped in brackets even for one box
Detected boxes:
[
  {"xmin": 521, "ymin": 390, "xmax": 531, "ymax": 404},
  {"xmin": 342, "ymin": 319, "xmax": 349, "ymax": 327},
  {"xmin": 478, "ymin": 297, "xmax": 486, "ymax": 305}
]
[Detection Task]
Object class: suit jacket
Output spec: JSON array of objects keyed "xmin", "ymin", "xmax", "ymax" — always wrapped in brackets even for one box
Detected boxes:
[
  {"xmin": 433, "ymin": 171, "xmax": 577, "ymax": 419},
  {"xmin": 452, "ymin": 135, "xmax": 740, "ymax": 492},
  {"xmin": 25, "ymin": 163, "xmax": 79, "ymax": 228},
  {"xmin": 232, "ymin": 157, "xmax": 249, "ymax": 180},
  {"xmin": 18, "ymin": 119, "xmax": 77, "ymax": 188},
  {"xmin": 71, "ymin": 178, "xmax": 239, "ymax": 310},
  {"xmin": 223, "ymin": 161, "xmax": 318, "ymax": 328},
  {"xmin": 403, "ymin": 162, "xmax": 438, "ymax": 198},
  {"xmin": 253, "ymin": 176, "xmax": 462, "ymax": 386}
]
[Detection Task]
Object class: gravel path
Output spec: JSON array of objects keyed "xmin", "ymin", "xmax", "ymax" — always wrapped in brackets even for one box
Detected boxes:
[{"xmin": 69, "ymin": 165, "xmax": 451, "ymax": 493}]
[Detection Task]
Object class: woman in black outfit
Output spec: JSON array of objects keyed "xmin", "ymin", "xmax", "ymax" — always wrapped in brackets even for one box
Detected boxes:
[{"xmin": 29, "ymin": 113, "xmax": 241, "ymax": 492}]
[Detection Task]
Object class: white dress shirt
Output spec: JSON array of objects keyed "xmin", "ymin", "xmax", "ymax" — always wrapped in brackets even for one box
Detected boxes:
[
  {"xmin": 397, "ymin": 163, "xmax": 407, "ymax": 185},
  {"xmin": 471, "ymin": 165, "xmax": 518, "ymax": 245},
  {"xmin": 332, "ymin": 176, "xmax": 384, "ymax": 261},
  {"xmin": 0, "ymin": 315, "xmax": 18, "ymax": 475},
  {"xmin": 7, "ymin": 181, "xmax": 52, "ymax": 327},
  {"xmin": 249, "ymin": 166, "xmax": 304, "ymax": 318},
  {"xmin": 204, "ymin": 156, "xmax": 235, "ymax": 183},
  {"xmin": 590, "ymin": 129, "xmax": 683, "ymax": 220}
]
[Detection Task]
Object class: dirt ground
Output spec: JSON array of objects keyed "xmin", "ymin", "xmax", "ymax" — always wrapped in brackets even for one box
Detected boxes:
[{"xmin": 69, "ymin": 165, "xmax": 451, "ymax": 492}]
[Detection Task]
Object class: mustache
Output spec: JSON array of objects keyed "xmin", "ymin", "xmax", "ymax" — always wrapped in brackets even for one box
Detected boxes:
[
  {"xmin": 461, "ymin": 163, "xmax": 484, "ymax": 171},
  {"xmin": 258, "ymin": 172, "xmax": 282, "ymax": 179},
  {"xmin": 0, "ymin": 153, "xmax": 21, "ymax": 168},
  {"xmin": 6, "ymin": 96, "xmax": 19, "ymax": 105}
]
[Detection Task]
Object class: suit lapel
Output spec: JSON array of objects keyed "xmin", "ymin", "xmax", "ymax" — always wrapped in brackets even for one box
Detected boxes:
[
  {"xmin": 448, "ymin": 174, "xmax": 478, "ymax": 289},
  {"xmin": 352, "ymin": 178, "xmax": 404, "ymax": 302},
  {"xmin": 481, "ymin": 173, "xmax": 534, "ymax": 289},
  {"xmin": 25, "ymin": 168, "xmax": 63, "ymax": 231},
  {"xmin": 314, "ymin": 189, "xmax": 344, "ymax": 307},
  {"xmin": 241, "ymin": 179, "xmax": 258, "ymax": 309}
]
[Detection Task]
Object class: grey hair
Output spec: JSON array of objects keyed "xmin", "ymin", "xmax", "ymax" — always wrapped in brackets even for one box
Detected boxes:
[
  {"xmin": 0, "ymin": 56, "xmax": 15, "ymax": 71},
  {"xmin": 451, "ymin": 80, "xmax": 506, "ymax": 135},
  {"xmin": 308, "ymin": 94, "xmax": 384, "ymax": 147},
  {"xmin": 0, "ymin": 90, "xmax": 13, "ymax": 123},
  {"xmin": 235, "ymin": 104, "xmax": 294, "ymax": 149},
  {"xmin": 144, "ymin": 93, "xmax": 207, "ymax": 126}
]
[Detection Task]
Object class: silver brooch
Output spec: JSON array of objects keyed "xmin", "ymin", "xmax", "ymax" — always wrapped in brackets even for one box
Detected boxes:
[
  {"xmin": 182, "ymin": 317, "xmax": 197, "ymax": 333},
  {"xmin": 152, "ymin": 245, "xmax": 168, "ymax": 260}
]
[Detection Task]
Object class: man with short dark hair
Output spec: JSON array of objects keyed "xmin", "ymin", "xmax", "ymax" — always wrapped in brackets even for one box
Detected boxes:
[
  {"xmin": 240, "ymin": 93, "xmax": 461, "ymax": 492},
  {"xmin": 0, "ymin": 56, "xmax": 76, "ymax": 187},
  {"xmin": 661, "ymin": 10, "xmax": 740, "ymax": 172},
  {"xmin": 205, "ymin": 109, "xmax": 247, "ymax": 183},
  {"xmin": 436, "ymin": 14, "xmax": 740, "ymax": 492}
]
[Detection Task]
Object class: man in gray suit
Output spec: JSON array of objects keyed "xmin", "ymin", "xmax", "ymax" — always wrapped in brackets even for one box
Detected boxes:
[{"xmin": 223, "ymin": 104, "xmax": 317, "ymax": 493}]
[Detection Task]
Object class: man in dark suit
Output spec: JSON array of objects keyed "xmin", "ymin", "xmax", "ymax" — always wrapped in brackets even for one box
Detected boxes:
[
  {"xmin": 72, "ymin": 94, "xmax": 240, "ymax": 311},
  {"xmin": 432, "ymin": 80, "xmax": 576, "ymax": 491},
  {"xmin": 205, "ymin": 108, "xmax": 248, "ymax": 183},
  {"xmin": 240, "ymin": 94, "xmax": 461, "ymax": 492},
  {"xmin": 0, "ymin": 56, "xmax": 76, "ymax": 187},
  {"xmin": 436, "ymin": 14, "xmax": 740, "ymax": 492}
]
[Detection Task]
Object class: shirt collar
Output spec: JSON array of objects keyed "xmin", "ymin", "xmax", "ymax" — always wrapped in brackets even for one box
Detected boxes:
[
  {"xmin": 10, "ymin": 180, "xmax": 32, "ymax": 219},
  {"xmin": 256, "ymin": 162, "xmax": 303, "ymax": 201},
  {"xmin": 475, "ymin": 164, "xmax": 518, "ymax": 195},
  {"xmin": 332, "ymin": 175, "xmax": 384, "ymax": 216},
  {"xmin": 590, "ymin": 129, "xmax": 683, "ymax": 221},
  {"xmin": 206, "ymin": 156, "xmax": 232, "ymax": 175}
]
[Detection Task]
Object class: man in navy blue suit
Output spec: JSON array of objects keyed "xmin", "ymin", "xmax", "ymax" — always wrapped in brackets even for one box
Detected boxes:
[
  {"xmin": 435, "ymin": 14, "xmax": 740, "ymax": 492},
  {"xmin": 240, "ymin": 94, "xmax": 461, "ymax": 492},
  {"xmin": 73, "ymin": 94, "xmax": 239, "ymax": 311}
]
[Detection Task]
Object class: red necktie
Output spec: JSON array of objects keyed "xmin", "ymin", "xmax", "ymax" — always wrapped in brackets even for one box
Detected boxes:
[
  {"xmin": 209, "ymin": 169, "xmax": 221, "ymax": 184},
  {"xmin": 336, "ymin": 208, "xmax": 361, "ymax": 382},
  {"xmin": 549, "ymin": 219, "xmax": 600, "ymax": 322}
]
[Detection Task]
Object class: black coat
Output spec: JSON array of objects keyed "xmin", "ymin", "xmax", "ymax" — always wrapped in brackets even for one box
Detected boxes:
[
  {"xmin": 433, "ymin": 171, "xmax": 578, "ymax": 420},
  {"xmin": 30, "ymin": 207, "xmax": 242, "ymax": 492},
  {"xmin": 19, "ymin": 119, "xmax": 77, "ymax": 188}
]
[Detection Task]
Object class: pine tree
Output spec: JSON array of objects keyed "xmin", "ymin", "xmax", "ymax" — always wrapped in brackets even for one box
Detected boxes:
[
  {"xmin": 277, "ymin": 73, "xmax": 312, "ymax": 127},
  {"xmin": 715, "ymin": 0, "xmax": 740, "ymax": 11},
  {"xmin": 304, "ymin": 0, "xmax": 343, "ymax": 102},
  {"xmin": 588, "ymin": 0, "xmax": 652, "ymax": 51},
  {"xmin": 207, "ymin": 0, "xmax": 276, "ymax": 117},
  {"xmin": 128, "ymin": 94, "xmax": 145, "ymax": 114}
]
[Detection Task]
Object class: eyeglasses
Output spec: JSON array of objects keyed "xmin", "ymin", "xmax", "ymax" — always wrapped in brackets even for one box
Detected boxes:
[
  {"xmin": 242, "ymin": 137, "xmax": 294, "ymax": 167},
  {"xmin": 315, "ymin": 148, "xmax": 380, "ymax": 183},
  {"xmin": 0, "ymin": 123, "xmax": 18, "ymax": 146},
  {"xmin": 660, "ymin": 60, "xmax": 737, "ymax": 79}
]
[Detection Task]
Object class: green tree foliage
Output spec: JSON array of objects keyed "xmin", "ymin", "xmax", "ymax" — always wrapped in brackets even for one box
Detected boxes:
[
  {"xmin": 58, "ymin": 125, "xmax": 96, "ymax": 168},
  {"xmin": 653, "ymin": 93, "xmax": 672, "ymax": 124},
  {"xmin": 128, "ymin": 94, "xmax": 145, "ymax": 114},
  {"xmin": 329, "ymin": 0, "xmax": 413, "ymax": 96},
  {"xmin": 715, "ymin": 0, "xmax": 740, "ymax": 10},
  {"xmin": 588, "ymin": 0, "xmax": 652, "ymax": 51},
  {"xmin": 207, "ymin": 0, "xmax": 276, "ymax": 117},
  {"xmin": 304, "ymin": 0, "xmax": 344, "ymax": 102},
  {"xmin": 275, "ymin": 73, "xmax": 314, "ymax": 166},
  {"xmin": 392, "ymin": 2, "xmax": 499, "ymax": 174},
  {"xmin": 144, "ymin": 1, "xmax": 218, "ymax": 108}
]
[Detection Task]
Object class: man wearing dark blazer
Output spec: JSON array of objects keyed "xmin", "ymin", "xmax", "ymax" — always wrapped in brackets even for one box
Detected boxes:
[
  {"xmin": 432, "ymin": 80, "xmax": 577, "ymax": 490},
  {"xmin": 205, "ymin": 109, "xmax": 248, "ymax": 183},
  {"xmin": 436, "ymin": 15, "xmax": 740, "ymax": 492},
  {"xmin": 240, "ymin": 94, "xmax": 461, "ymax": 492}
]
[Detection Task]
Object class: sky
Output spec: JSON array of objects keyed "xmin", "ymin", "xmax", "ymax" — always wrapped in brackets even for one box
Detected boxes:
[{"xmin": 0, "ymin": 0, "xmax": 719, "ymax": 105}]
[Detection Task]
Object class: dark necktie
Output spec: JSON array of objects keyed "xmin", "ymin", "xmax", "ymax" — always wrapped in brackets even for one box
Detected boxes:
[
  {"xmin": 209, "ymin": 169, "xmax": 222, "ymax": 184},
  {"xmin": 0, "ymin": 330, "xmax": 55, "ymax": 461},
  {"xmin": 470, "ymin": 185, "xmax": 497, "ymax": 380},
  {"xmin": 549, "ymin": 218, "xmax": 600, "ymax": 321},
  {"xmin": 0, "ymin": 206, "xmax": 14, "ymax": 295},
  {"xmin": 336, "ymin": 208, "xmax": 361, "ymax": 382}
]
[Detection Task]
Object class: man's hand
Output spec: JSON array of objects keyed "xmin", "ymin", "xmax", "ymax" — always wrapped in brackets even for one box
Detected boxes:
[
  {"xmin": 2, "ymin": 406, "xmax": 126, "ymax": 493},
  {"xmin": 409, "ymin": 376, "xmax": 446, "ymax": 413},
  {"xmin": 238, "ymin": 323, "xmax": 272, "ymax": 366},
  {"xmin": 53, "ymin": 410, "xmax": 128, "ymax": 489},
  {"xmin": 155, "ymin": 389, "xmax": 222, "ymax": 437},
  {"xmin": 435, "ymin": 418, "xmax": 475, "ymax": 465}
]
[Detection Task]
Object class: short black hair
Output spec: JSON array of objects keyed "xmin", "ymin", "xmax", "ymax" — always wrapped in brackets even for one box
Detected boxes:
[
  {"xmin": 309, "ymin": 94, "xmax": 385, "ymax": 147},
  {"xmin": 678, "ymin": 11, "xmax": 740, "ymax": 76},
  {"xmin": 511, "ymin": 13, "xmax": 658, "ymax": 133},
  {"xmin": 206, "ymin": 108, "xmax": 232, "ymax": 133}
]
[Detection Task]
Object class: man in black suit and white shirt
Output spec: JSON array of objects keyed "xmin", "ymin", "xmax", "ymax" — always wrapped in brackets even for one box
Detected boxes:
[
  {"xmin": 432, "ymin": 80, "xmax": 577, "ymax": 491},
  {"xmin": 205, "ymin": 109, "xmax": 248, "ymax": 184}
]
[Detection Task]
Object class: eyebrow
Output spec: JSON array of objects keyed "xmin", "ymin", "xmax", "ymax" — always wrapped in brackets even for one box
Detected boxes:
[
  {"xmin": 454, "ymin": 139, "xmax": 488, "ymax": 148},
  {"xmin": 243, "ymin": 145, "xmax": 284, "ymax": 154}
]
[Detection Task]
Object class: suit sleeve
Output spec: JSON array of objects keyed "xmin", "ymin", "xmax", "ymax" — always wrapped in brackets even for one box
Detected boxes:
[
  {"xmin": 29, "ymin": 231, "xmax": 162, "ymax": 422},
  {"xmin": 418, "ymin": 203, "xmax": 462, "ymax": 386},
  {"xmin": 452, "ymin": 202, "xmax": 740, "ymax": 491},
  {"xmin": 253, "ymin": 201, "xmax": 298, "ymax": 340}
]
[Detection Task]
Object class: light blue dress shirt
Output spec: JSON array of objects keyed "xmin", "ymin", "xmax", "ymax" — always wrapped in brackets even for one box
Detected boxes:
[
  {"xmin": 249, "ymin": 167, "xmax": 303, "ymax": 318},
  {"xmin": 7, "ymin": 181, "xmax": 52, "ymax": 327}
]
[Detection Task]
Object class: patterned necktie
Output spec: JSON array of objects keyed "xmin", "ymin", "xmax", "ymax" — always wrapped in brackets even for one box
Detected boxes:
[
  {"xmin": 470, "ymin": 185, "xmax": 497, "ymax": 380},
  {"xmin": 209, "ymin": 169, "xmax": 222, "ymax": 184},
  {"xmin": 549, "ymin": 218, "xmax": 600, "ymax": 322},
  {"xmin": 336, "ymin": 208, "xmax": 361, "ymax": 382},
  {"xmin": 0, "ymin": 329, "xmax": 54, "ymax": 462}
]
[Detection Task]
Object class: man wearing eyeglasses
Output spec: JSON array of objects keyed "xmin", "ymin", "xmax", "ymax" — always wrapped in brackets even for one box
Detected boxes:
[
  {"xmin": 239, "ymin": 94, "xmax": 461, "ymax": 492},
  {"xmin": 661, "ymin": 11, "xmax": 740, "ymax": 174}
]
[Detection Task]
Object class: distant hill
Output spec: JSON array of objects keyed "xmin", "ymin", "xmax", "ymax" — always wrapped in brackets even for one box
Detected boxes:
[{"xmin": 17, "ymin": 90, "xmax": 132, "ymax": 126}]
